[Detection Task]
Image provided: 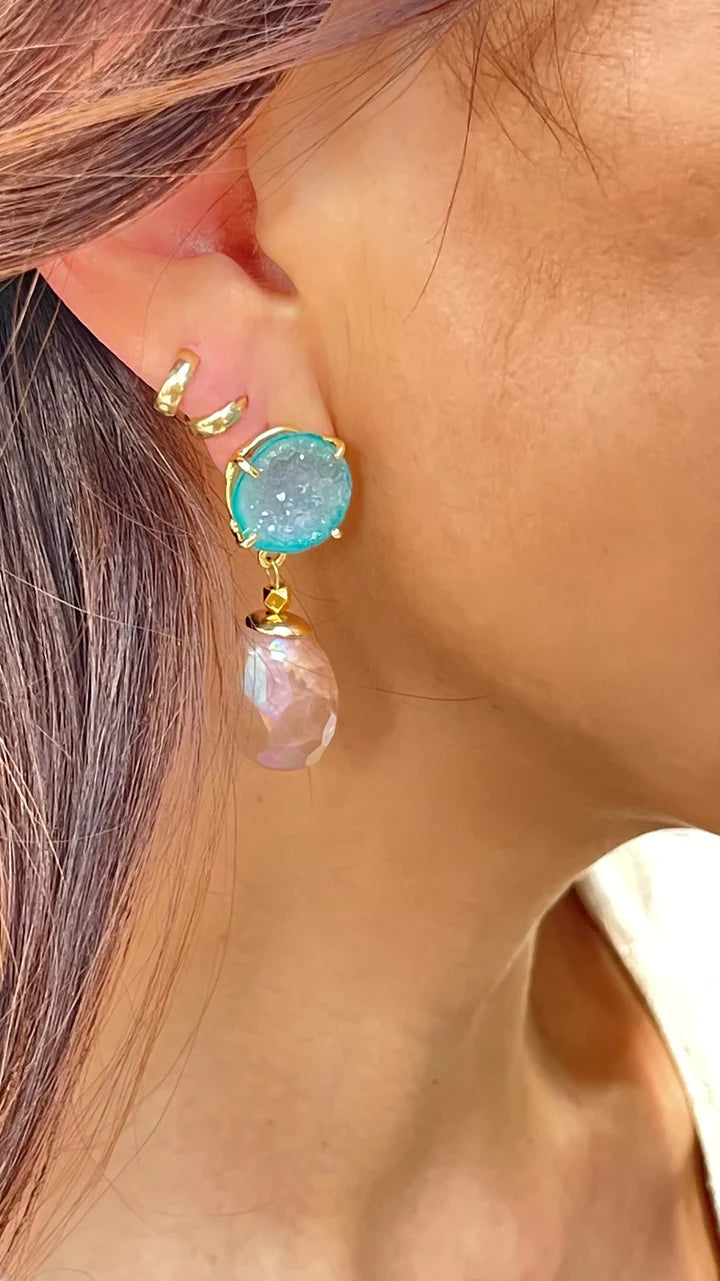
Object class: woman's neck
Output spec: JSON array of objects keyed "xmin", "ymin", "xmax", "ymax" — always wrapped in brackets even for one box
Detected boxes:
[
  {"xmin": 53, "ymin": 679, "xmax": 700, "ymax": 1280},
  {"xmin": 220, "ymin": 681, "xmax": 657, "ymax": 1274}
]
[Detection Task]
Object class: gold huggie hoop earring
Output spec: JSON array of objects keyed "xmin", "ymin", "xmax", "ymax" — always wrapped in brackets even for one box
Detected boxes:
[{"xmin": 154, "ymin": 348, "xmax": 248, "ymax": 437}]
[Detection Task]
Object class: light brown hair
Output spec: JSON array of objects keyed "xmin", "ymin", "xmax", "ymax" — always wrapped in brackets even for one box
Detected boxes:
[{"xmin": 0, "ymin": 0, "xmax": 479, "ymax": 1270}]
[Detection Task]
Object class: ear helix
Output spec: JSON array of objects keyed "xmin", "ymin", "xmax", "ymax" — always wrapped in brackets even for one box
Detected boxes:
[{"xmin": 154, "ymin": 348, "xmax": 353, "ymax": 770}]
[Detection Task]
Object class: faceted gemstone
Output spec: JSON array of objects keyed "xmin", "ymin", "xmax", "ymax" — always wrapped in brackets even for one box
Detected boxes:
[
  {"xmin": 241, "ymin": 629, "xmax": 338, "ymax": 769},
  {"xmin": 230, "ymin": 431, "xmax": 352, "ymax": 554}
]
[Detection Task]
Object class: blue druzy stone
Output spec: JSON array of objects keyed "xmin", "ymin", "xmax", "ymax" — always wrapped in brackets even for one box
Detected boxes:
[{"xmin": 230, "ymin": 431, "xmax": 352, "ymax": 554}]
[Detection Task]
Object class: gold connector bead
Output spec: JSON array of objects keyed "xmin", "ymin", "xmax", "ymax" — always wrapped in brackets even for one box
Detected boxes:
[
  {"xmin": 246, "ymin": 551, "xmax": 310, "ymax": 637},
  {"xmin": 264, "ymin": 584, "xmax": 290, "ymax": 615}
]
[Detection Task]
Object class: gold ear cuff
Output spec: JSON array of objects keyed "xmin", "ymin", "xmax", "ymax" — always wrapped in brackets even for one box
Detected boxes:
[{"xmin": 154, "ymin": 348, "xmax": 248, "ymax": 437}]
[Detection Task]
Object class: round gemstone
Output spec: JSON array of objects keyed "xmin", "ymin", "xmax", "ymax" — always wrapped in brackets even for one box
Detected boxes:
[
  {"xmin": 241, "ymin": 629, "xmax": 338, "ymax": 770},
  {"xmin": 230, "ymin": 431, "xmax": 352, "ymax": 554}
]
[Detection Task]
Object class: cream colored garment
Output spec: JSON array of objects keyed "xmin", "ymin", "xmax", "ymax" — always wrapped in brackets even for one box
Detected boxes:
[{"xmin": 578, "ymin": 828, "xmax": 720, "ymax": 1222}]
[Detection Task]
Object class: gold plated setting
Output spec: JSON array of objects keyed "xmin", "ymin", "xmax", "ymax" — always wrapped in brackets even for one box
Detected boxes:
[
  {"xmin": 224, "ymin": 425, "xmax": 347, "ymax": 549},
  {"xmin": 154, "ymin": 348, "xmax": 248, "ymax": 438},
  {"xmin": 247, "ymin": 552, "xmax": 311, "ymax": 638}
]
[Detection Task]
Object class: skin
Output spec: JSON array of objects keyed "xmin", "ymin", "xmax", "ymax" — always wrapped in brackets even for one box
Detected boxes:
[{"xmin": 40, "ymin": 0, "xmax": 720, "ymax": 1276}]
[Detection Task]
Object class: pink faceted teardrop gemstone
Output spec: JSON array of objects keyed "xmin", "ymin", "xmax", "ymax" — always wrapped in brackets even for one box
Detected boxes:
[{"xmin": 241, "ymin": 630, "xmax": 338, "ymax": 770}]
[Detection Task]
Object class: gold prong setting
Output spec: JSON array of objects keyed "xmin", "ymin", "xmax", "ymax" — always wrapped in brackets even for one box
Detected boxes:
[
  {"xmin": 225, "ymin": 425, "xmax": 352, "ymax": 557},
  {"xmin": 237, "ymin": 458, "xmax": 260, "ymax": 478}
]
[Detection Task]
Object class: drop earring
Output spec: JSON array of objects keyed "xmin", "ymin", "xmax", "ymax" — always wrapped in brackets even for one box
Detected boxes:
[{"xmin": 155, "ymin": 351, "xmax": 352, "ymax": 770}]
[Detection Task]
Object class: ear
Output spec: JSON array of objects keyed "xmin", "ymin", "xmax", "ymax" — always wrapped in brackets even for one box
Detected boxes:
[{"xmin": 41, "ymin": 145, "xmax": 332, "ymax": 473}]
